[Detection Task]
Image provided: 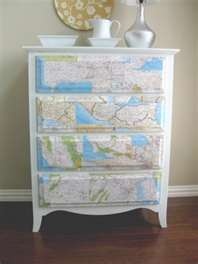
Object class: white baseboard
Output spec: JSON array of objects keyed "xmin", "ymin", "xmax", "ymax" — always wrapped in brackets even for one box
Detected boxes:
[
  {"xmin": 168, "ymin": 185, "xmax": 198, "ymax": 198},
  {"xmin": 0, "ymin": 185, "xmax": 197, "ymax": 202},
  {"xmin": 0, "ymin": 189, "xmax": 32, "ymax": 202}
]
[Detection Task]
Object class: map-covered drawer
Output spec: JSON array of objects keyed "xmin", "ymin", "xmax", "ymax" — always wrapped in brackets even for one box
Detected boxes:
[
  {"xmin": 37, "ymin": 134, "xmax": 164, "ymax": 171},
  {"xmin": 36, "ymin": 55, "xmax": 164, "ymax": 93},
  {"xmin": 37, "ymin": 95, "xmax": 165, "ymax": 132},
  {"xmin": 39, "ymin": 171, "xmax": 161, "ymax": 207}
]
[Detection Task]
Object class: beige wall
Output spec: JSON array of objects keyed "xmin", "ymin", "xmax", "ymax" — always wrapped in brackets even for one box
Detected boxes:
[
  {"xmin": 196, "ymin": 1, "xmax": 198, "ymax": 185},
  {"xmin": 0, "ymin": 0, "xmax": 197, "ymax": 189}
]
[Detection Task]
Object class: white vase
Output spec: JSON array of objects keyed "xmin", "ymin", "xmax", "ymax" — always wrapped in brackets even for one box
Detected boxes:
[{"xmin": 124, "ymin": 0, "xmax": 156, "ymax": 48}]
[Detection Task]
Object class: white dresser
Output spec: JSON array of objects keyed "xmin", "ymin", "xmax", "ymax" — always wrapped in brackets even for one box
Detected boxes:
[{"xmin": 24, "ymin": 47, "xmax": 179, "ymax": 232}]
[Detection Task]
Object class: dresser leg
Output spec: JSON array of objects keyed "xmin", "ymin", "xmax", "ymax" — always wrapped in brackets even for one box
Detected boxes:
[
  {"xmin": 158, "ymin": 210, "xmax": 167, "ymax": 228},
  {"xmin": 33, "ymin": 213, "xmax": 43, "ymax": 232}
]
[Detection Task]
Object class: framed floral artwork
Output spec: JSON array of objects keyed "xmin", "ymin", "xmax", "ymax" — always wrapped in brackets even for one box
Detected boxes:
[{"xmin": 54, "ymin": 0, "xmax": 114, "ymax": 30}]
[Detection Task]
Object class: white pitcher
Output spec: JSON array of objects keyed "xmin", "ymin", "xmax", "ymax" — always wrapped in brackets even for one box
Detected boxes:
[{"xmin": 89, "ymin": 19, "xmax": 121, "ymax": 39}]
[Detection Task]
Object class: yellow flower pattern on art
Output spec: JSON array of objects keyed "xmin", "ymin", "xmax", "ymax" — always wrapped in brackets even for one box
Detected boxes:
[{"xmin": 54, "ymin": 0, "xmax": 113, "ymax": 30}]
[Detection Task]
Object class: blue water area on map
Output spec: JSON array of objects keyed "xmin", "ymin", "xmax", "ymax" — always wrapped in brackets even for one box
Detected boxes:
[
  {"xmin": 114, "ymin": 97, "xmax": 142, "ymax": 108},
  {"xmin": 37, "ymin": 139, "xmax": 63, "ymax": 172},
  {"xmin": 127, "ymin": 96, "xmax": 141, "ymax": 106},
  {"xmin": 155, "ymin": 102, "xmax": 163, "ymax": 125},
  {"xmin": 55, "ymin": 82, "xmax": 93, "ymax": 93},
  {"xmin": 136, "ymin": 178, "xmax": 147, "ymax": 200},
  {"xmin": 135, "ymin": 177, "xmax": 159, "ymax": 202},
  {"xmin": 120, "ymin": 56, "xmax": 133, "ymax": 64},
  {"xmin": 83, "ymin": 135, "xmax": 109, "ymax": 161},
  {"xmin": 36, "ymin": 57, "xmax": 92, "ymax": 93},
  {"xmin": 132, "ymin": 134, "xmax": 150, "ymax": 147},
  {"xmin": 42, "ymin": 118, "xmax": 64, "ymax": 129},
  {"xmin": 39, "ymin": 175, "xmax": 49, "ymax": 184},
  {"xmin": 37, "ymin": 141, "xmax": 51, "ymax": 170},
  {"xmin": 138, "ymin": 58, "xmax": 163, "ymax": 72},
  {"xmin": 76, "ymin": 103, "xmax": 110, "ymax": 126},
  {"xmin": 107, "ymin": 96, "xmax": 114, "ymax": 103}
]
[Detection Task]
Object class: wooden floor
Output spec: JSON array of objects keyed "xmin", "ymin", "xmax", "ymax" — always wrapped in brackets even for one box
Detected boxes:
[{"xmin": 0, "ymin": 198, "xmax": 197, "ymax": 264}]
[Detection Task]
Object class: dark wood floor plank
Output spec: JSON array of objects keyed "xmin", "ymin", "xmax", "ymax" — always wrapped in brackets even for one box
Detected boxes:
[{"xmin": 0, "ymin": 198, "xmax": 197, "ymax": 264}]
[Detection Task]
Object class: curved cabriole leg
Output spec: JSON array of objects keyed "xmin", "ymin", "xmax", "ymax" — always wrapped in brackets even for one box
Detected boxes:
[
  {"xmin": 158, "ymin": 209, "xmax": 167, "ymax": 228},
  {"xmin": 33, "ymin": 213, "xmax": 43, "ymax": 232}
]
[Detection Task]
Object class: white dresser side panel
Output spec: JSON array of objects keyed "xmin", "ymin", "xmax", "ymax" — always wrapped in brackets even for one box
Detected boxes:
[
  {"xmin": 159, "ymin": 55, "xmax": 175, "ymax": 227},
  {"xmin": 28, "ymin": 53, "xmax": 43, "ymax": 219}
]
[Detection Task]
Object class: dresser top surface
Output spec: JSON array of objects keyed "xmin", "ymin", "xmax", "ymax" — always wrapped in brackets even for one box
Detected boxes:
[{"xmin": 23, "ymin": 46, "xmax": 180, "ymax": 55}]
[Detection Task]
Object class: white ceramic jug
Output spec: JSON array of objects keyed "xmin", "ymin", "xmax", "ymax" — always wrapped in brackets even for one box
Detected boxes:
[{"xmin": 89, "ymin": 19, "xmax": 121, "ymax": 39}]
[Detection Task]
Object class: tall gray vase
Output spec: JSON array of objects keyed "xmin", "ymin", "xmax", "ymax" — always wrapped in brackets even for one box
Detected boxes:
[{"xmin": 124, "ymin": 0, "xmax": 156, "ymax": 48}]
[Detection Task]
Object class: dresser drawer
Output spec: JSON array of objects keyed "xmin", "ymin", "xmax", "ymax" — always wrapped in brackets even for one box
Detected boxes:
[
  {"xmin": 37, "ymin": 95, "xmax": 164, "ymax": 133},
  {"xmin": 37, "ymin": 134, "xmax": 163, "ymax": 171},
  {"xmin": 36, "ymin": 55, "xmax": 164, "ymax": 93},
  {"xmin": 39, "ymin": 171, "xmax": 161, "ymax": 207}
]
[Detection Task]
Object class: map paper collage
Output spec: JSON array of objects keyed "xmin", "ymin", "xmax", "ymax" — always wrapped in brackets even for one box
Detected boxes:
[
  {"xmin": 36, "ymin": 55, "xmax": 164, "ymax": 93},
  {"xmin": 39, "ymin": 171, "xmax": 161, "ymax": 207},
  {"xmin": 35, "ymin": 53, "xmax": 165, "ymax": 207},
  {"xmin": 37, "ymin": 134, "xmax": 163, "ymax": 171},
  {"xmin": 37, "ymin": 95, "xmax": 164, "ymax": 133}
]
